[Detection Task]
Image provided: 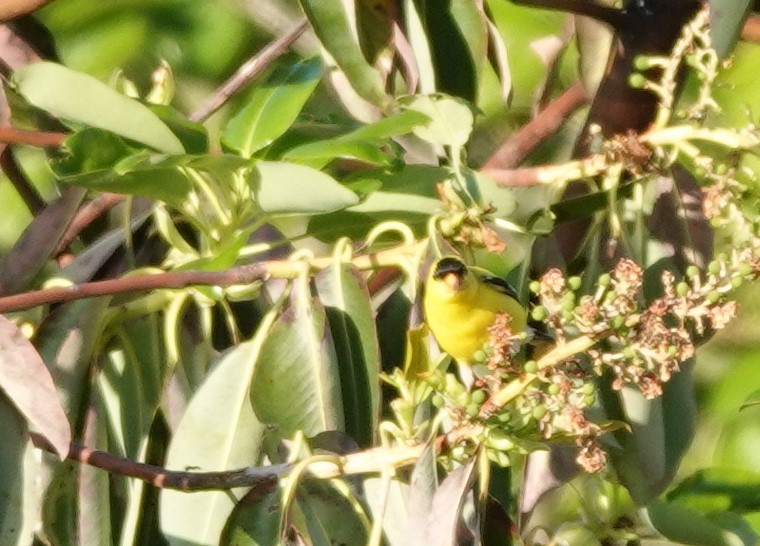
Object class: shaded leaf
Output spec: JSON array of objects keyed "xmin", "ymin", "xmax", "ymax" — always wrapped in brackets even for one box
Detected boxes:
[
  {"xmin": 219, "ymin": 482, "xmax": 281, "ymax": 546},
  {"xmin": 294, "ymin": 479, "xmax": 369, "ymax": 546},
  {"xmin": 250, "ymin": 276, "xmax": 344, "ymax": 438},
  {"xmin": 315, "ymin": 263, "xmax": 380, "ymax": 447},
  {"xmin": 426, "ymin": 458, "xmax": 478, "ymax": 546},
  {"xmin": 406, "ymin": 442, "xmax": 438, "ymax": 545},
  {"xmin": 0, "ymin": 315, "xmax": 70, "ymax": 459},
  {"xmin": 12, "ymin": 62, "xmax": 184, "ymax": 154},
  {"xmin": 298, "ymin": 0, "xmax": 389, "ymax": 107},
  {"xmin": 222, "ymin": 56, "xmax": 323, "ymax": 157},
  {"xmin": 645, "ymin": 499, "xmax": 750, "ymax": 546},
  {"xmin": 709, "ymin": 0, "xmax": 752, "ymax": 58},
  {"xmin": 668, "ymin": 467, "xmax": 760, "ymax": 513}
]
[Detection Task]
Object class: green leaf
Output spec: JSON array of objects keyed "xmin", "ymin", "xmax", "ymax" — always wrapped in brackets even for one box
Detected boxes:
[
  {"xmin": 403, "ymin": 94, "xmax": 474, "ymax": 147},
  {"xmin": 293, "ymin": 479, "xmax": 369, "ymax": 546},
  {"xmin": 315, "ymin": 263, "xmax": 381, "ymax": 447},
  {"xmin": 298, "ymin": 0, "xmax": 390, "ymax": 108},
  {"xmin": 250, "ymin": 276, "xmax": 345, "ymax": 438},
  {"xmin": 669, "ymin": 468, "xmax": 760, "ymax": 513},
  {"xmin": 0, "ymin": 393, "xmax": 35, "ymax": 546},
  {"xmin": 149, "ymin": 104, "xmax": 209, "ymax": 154},
  {"xmin": 253, "ymin": 160, "xmax": 359, "ymax": 214},
  {"xmin": 219, "ymin": 484, "xmax": 281, "ymax": 546},
  {"xmin": 222, "ymin": 56, "xmax": 324, "ymax": 157},
  {"xmin": 709, "ymin": 0, "xmax": 752, "ymax": 58},
  {"xmin": 281, "ymin": 109, "xmax": 430, "ymax": 167},
  {"xmin": 12, "ymin": 62, "xmax": 184, "ymax": 154},
  {"xmin": 160, "ymin": 319, "xmax": 272, "ymax": 546},
  {"xmin": 645, "ymin": 499, "xmax": 749, "ymax": 546},
  {"xmin": 52, "ymin": 128, "xmax": 132, "ymax": 176}
]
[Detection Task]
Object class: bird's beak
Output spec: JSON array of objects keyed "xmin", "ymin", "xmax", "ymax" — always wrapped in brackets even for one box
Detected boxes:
[{"xmin": 443, "ymin": 272, "xmax": 463, "ymax": 291}]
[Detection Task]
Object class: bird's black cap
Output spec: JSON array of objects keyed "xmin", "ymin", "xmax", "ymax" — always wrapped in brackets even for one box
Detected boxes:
[{"xmin": 432, "ymin": 257, "xmax": 467, "ymax": 280}]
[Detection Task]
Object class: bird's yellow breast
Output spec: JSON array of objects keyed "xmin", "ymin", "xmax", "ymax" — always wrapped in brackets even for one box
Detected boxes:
[{"xmin": 424, "ymin": 280, "xmax": 526, "ymax": 361}]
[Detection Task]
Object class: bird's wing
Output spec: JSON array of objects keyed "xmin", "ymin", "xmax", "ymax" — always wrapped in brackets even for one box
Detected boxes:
[{"xmin": 472, "ymin": 269, "xmax": 521, "ymax": 302}]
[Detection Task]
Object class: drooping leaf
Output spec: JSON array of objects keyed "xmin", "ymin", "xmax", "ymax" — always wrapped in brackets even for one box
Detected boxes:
[
  {"xmin": 222, "ymin": 56, "xmax": 324, "ymax": 157},
  {"xmin": 668, "ymin": 467, "xmax": 760, "ymax": 513},
  {"xmin": 645, "ymin": 499, "xmax": 750, "ymax": 546},
  {"xmin": 252, "ymin": 160, "xmax": 359, "ymax": 215},
  {"xmin": 406, "ymin": 442, "xmax": 438, "ymax": 545},
  {"xmin": 219, "ymin": 483, "xmax": 281, "ymax": 546},
  {"xmin": 315, "ymin": 263, "xmax": 381, "ymax": 447},
  {"xmin": 250, "ymin": 275, "xmax": 345, "ymax": 438},
  {"xmin": 52, "ymin": 128, "xmax": 132, "ymax": 176},
  {"xmin": 425, "ymin": 459, "xmax": 478, "ymax": 546},
  {"xmin": 160, "ymin": 317, "xmax": 272, "ymax": 546},
  {"xmin": 149, "ymin": 104, "xmax": 209, "ymax": 154},
  {"xmin": 293, "ymin": 479, "xmax": 369, "ymax": 546},
  {"xmin": 12, "ymin": 62, "xmax": 184, "ymax": 154},
  {"xmin": 0, "ymin": 315, "xmax": 71, "ymax": 459},
  {"xmin": 298, "ymin": 0, "xmax": 390, "ymax": 108},
  {"xmin": 709, "ymin": 0, "xmax": 752, "ymax": 59},
  {"xmin": 0, "ymin": 393, "xmax": 35, "ymax": 546}
]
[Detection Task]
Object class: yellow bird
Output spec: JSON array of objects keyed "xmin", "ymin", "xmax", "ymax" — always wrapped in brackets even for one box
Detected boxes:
[{"xmin": 423, "ymin": 256, "xmax": 528, "ymax": 362}]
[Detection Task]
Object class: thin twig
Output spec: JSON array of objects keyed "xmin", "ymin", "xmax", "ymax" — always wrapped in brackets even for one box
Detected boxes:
[
  {"xmin": 742, "ymin": 14, "xmax": 760, "ymax": 44},
  {"xmin": 0, "ymin": 146, "xmax": 44, "ymax": 213},
  {"xmin": 189, "ymin": 18, "xmax": 310, "ymax": 122},
  {"xmin": 54, "ymin": 192, "xmax": 126, "ymax": 255},
  {"xmin": 0, "ymin": 126, "xmax": 67, "ymax": 147},
  {"xmin": 0, "ymin": 241, "xmax": 424, "ymax": 313},
  {"xmin": 482, "ymin": 83, "xmax": 589, "ymax": 170}
]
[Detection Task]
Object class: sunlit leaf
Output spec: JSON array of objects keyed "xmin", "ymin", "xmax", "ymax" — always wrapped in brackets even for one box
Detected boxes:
[
  {"xmin": 219, "ymin": 483, "xmax": 281, "ymax": 546},
  {"xmin": 0, "ymin": 315, "xmax": 71, "ymax": 459},
  {"xmin": 645, "ymin": 499, "xmax": 749, "ymax": 546},
  {"xmin": 403, "ymin": 94, "xmax": 474, "ymax": 147},
  {"xmin": 160, "ymin": 318, "xmax": 272, "ymax": 546},
  {"xmin": 12, "ymin": 62, "xmax": 184, "ymax": 154},
  {"xmin": 253, "ymin": 160, "xmax": 359, "ymax": 214},
  {"xmin": 222, "ymin": 56, "xmax": 324, "ymax": 157},
  {"xmin": 250, "ymin": 276, "xmax": 345, "ymax": 438}
]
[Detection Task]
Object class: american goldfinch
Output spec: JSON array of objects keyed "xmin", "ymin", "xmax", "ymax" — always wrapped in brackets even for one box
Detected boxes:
[{"xmin": 423, "ymin": 256, "xmax": 528, "ymax": 362}]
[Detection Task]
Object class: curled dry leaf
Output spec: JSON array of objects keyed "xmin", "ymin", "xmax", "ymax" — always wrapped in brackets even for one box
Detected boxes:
[{"xmin": 0, "ymin": 314, "xmax": 71, "ymax": 459}]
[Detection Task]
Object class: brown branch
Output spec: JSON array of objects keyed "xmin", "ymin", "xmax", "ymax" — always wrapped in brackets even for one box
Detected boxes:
[
  {"xmin": 0, "ymin": 264, "xmax": 269, "ymax": 313},
  {"xmin": 30, "ymin": 431, "xmax": 284, "ymax": 492},
  {"xmin": 742, "ymin": 14, "xmax": 760, "ymax": 44},
  {"xmin": 0, "ymin": 146, "xmax": 44, "ymax": 213},
  {"xmin": 0, "ymin": 126, "xmax": 67, "ymax": 147},
  {"xmin": 53, "ymin": 192, "xmax": 126, "ymax": 255},
  {"xmin": 0, "ymin": 241, "xmax": 422, "ymax": 313},
  {"xmin": 483, "ymin": 82, "xmax": 589, "ymax": 170},
  {"xmin": 189, "ymin": 18, "xmax": 310, "ymax": 122}
]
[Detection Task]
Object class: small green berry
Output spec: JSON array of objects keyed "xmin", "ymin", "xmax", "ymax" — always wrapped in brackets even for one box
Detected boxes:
[
  {"xmin": 709, "ymin": 261, "xmax": 721, "ymax": 275},
  {"xmin": 623, "ymin": 347, "xmax": 636, "ymax": 360},
  {"xmin": 628, "ymin": 73, "xmax": 647, "ymax": 89},
  {"xmin": 466, "ymin": 404, "xmax": 480, "ymax": 418},
  {"xmin": 612, "ymin": 315, "xmax": 625, "ymax": 329},
  {"xmin": 568, "ymin": 276, "xmax": 582, "ymax": 291},
  {"xmin": 598, "ymin": 273, "xmax": 611, "ymax": 287},
  {"xmin": 583, "ymin": 394, "xmax": 596, "ymax": 406},
  {"xmin": 473, "ymin": 350, "xmax": 487, "ymax": 363},
  {"xmin": 707, "ymin": 291, "xmax": 721, "ymax": 304},
  {"xmin": 532, "ymin": 405, "xmax": 547, "ymax": 420},
  {"xmin": 687, "ymin": 265, "xmax": 700, "ymax": 278},
  {"xmin": 524, "ymin": 360, "xmax": 538, "ymax": 374},
  {"xmin": 498, "ymin": 411, "xmax": 512, "ymax": 423},
  {"xmin": 562, "ymin": 299, "xmax": 576, "ymax": 313},
  {"xmin": 676, "ymin": 282, "xmax": 690, "ymax": 297},
  {"xmin": 633, "ymin": 56, "xmax": 651, "ymax": 71},
  {"xmin": 732, "ymin": 277, "xmax": 743, "ymax": 289},
  {"xmin": 739, "ymin": 263, "xmax": 753, "ymax": 276},
  {"xmin": 582, "ymin": 382, "xmax": 596, "ymax": 395},
  {"xmin": 471, "ymin": 390, "xmax": 488, "ymax": 405},
  {"xmin": 531, "ymin": 306, "xmax": 548, "ymax": 322},
  {"xmin": 529, "ymin": 281, "xmax": 541, "ymax": 294},
  {"xmin": 547, "ymin": 384, "xmax": 560, "ymax": 395},
  {"xmin": 562, "ymin": 310, "xmax": 574, "ymax": 321},
  {"xmin": 715, "ymin": 164, "xmax": 728, "ymax": 175}
]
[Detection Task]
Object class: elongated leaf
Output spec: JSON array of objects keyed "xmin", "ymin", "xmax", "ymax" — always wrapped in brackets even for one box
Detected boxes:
[
  {"xmin": 425, "ymin": 460, "xmax": 478, "ymax": 546},
  {"xmin": 298, "ymin": 0, "xmax": 389, "ymax": 107},
  {"xmin": 251, "ymin": 276, "xmax": 345, "ymax": 438},
  {"xmin": 160, "ymin": 319, "xmax": 272, "ymax": 546},
  {"xmin": 294, "ymin": 479, "xmax": 369, "ymax": 546},
  {"xmin": 12, "ymin": 62, "xmax": 184, "ymax": 154},
  {"xmin": 315, "ymin": 263, "xmax": 380, "ymax": 447},
  {"xmin": 222, "ymin": 56, "xmax": 323, "ymax": 157},
  {"xmin": 709, "ymin": 0, "xmax": 752, "ymax": 58},
  {"xmin": 645, "ymin": 499, "xmax": 748, "ymax": 546},
  {"xmin": 0, "ymin": 393, "xmax": 34, "ymax": 546},
  {"xmin": 0, "ymin": 315, "xmax": 70, "ymax": 459},
  {"xmin": 219, "ymin": 484, "xmax": 281, "ymax": 546},
  {"xmin": 253, "ymin": 160, "xmax": 359, "ymax": 215},
  {"xmin": 668, "ymin": 467, "xmax": 760, "ymax": 513},
  {"xmin": 406, "ymin": 442, "xmax": 438, "ymax": 545},
  {"xmin": 364, "ymin": 476, "xmax": 410, "ymax": 546}
]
